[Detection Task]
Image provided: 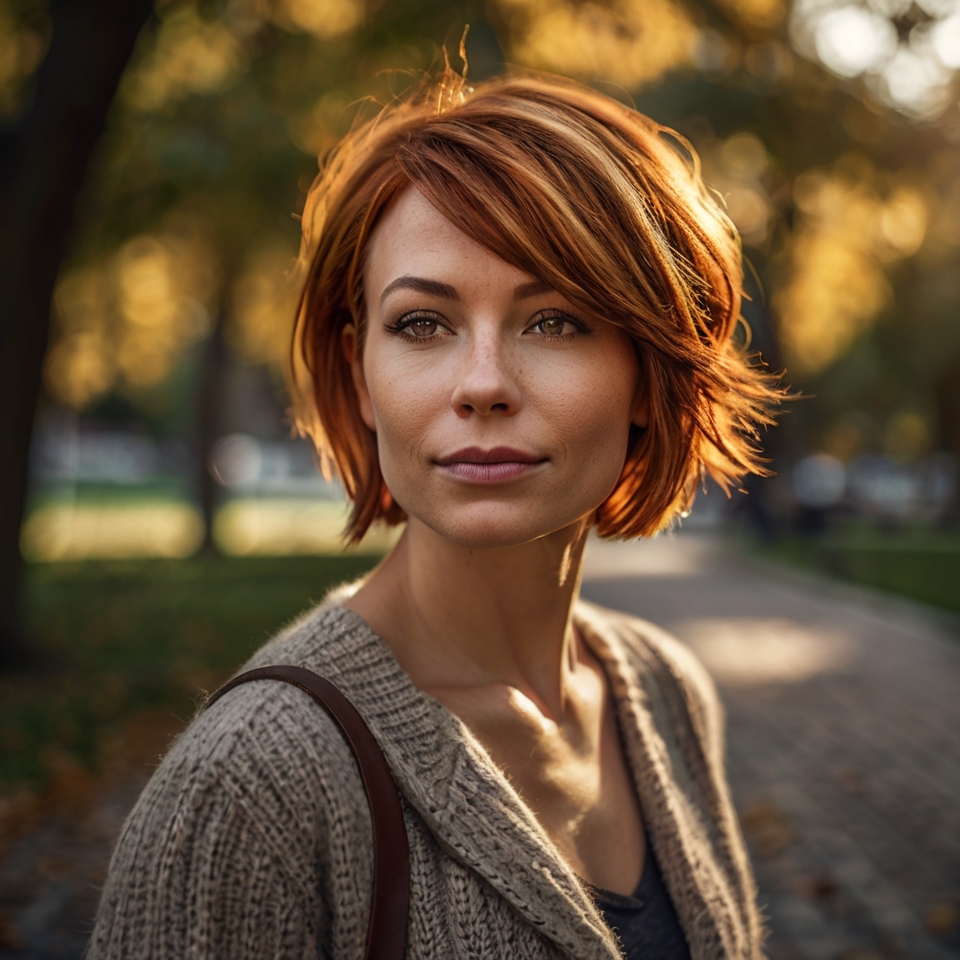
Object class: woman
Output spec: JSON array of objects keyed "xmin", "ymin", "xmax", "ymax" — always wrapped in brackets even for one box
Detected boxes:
[{"xmin": 90, "ymin": 71, "xmax": 780, "ymax": 959}]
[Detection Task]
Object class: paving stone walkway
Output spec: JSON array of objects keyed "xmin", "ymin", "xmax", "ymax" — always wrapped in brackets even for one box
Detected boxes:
[{"xmin": 582, "ymin": 534, "xmax": 960, "ymax": 960}]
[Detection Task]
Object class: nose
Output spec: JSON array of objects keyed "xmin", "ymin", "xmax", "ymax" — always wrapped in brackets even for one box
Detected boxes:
[{"xmin": 450, "ymin": 333, "xmax": 522, "ymax": 417}]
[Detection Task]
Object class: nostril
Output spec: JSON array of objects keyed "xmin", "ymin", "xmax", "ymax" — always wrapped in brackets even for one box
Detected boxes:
[{"xmin": 450, "ymin": 360, "xmax": 521, "ymax": 416}]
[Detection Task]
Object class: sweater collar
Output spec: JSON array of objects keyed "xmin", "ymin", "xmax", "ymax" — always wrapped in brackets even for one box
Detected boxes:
[
  {"xmin": 289, "ymin": 601, "xmax": 621, "ymax": 960},
  {"xmin": 285, "ymin": 597, "xmax": 739, "ymax": 959},
  {"xmin": 573, "ymin": 602, "xmax": 743, "ymax": 960}
]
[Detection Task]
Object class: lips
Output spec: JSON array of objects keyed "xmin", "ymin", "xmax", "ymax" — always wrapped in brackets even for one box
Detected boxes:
[
  {"xmin": 434, "ymin": 447, "xmax": 547, "ymax": 483},
  {"xmin": 435, "ymin": 446, "xmax": 544, "ymax": 466}
]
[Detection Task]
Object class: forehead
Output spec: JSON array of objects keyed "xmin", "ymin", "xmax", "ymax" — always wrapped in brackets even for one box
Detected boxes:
[{"xmin": 363, "ymin": 185, "xmax": 534, "ymax": 298}]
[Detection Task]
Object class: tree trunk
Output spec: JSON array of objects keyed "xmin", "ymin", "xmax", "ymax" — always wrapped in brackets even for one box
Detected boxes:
[
  {"xmin": 197, "ymin": 310, "xmax": 230, "ymax": 556},
  {"xmin": 0, "ymin": 0, "xmax": 154, "ymax": 669}
]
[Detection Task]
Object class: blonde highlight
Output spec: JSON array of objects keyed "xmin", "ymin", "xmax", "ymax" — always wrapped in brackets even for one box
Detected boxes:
[{"xmin": 291, "ymin": 72, "xmax": 783, "ymax": 543}]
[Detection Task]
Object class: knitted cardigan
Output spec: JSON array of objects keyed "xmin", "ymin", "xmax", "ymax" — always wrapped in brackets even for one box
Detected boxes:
[{"xmin": 88, "ymin": 592, "xmax": 765, "ymax": 960}]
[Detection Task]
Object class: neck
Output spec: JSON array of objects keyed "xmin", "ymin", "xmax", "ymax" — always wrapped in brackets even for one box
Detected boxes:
[{"xmin": 345, "ymin": 517, "xmax": 591, "ymax": 718}]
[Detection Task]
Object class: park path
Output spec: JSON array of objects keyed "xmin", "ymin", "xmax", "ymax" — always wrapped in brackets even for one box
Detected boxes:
[
  {"xmin": 582, "ymin": 533, "xmax": 960, "ymax": 960},
  {"xmin": 1, "ymin": 535, "xmax": 958, "ymax": 959}
]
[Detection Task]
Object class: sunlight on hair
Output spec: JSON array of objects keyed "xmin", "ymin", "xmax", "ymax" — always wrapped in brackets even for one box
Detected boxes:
[
  {"xmin": 292, "ymin": 74, "xmax": 784, "ymax": 541},
  {"xmin": 21, "ymin": 501, "xmax": 205, "ymax": 561},
  {"xmin": 213, "ymin": 498, "xmax": 401, "ymax": 555},
  {"xmin": 678, "ymin": 617, "xmax": 856, "ymax": 685},
  {"xmin": 495, "ymin": 0, "xmax": 697, "ymax": 88},
  {"xmin": 774, "ymin": 158, "xmax": 928, "ymax": 373}
]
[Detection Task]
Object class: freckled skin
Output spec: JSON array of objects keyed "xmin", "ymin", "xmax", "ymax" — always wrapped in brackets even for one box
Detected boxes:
[
  {"xmin": 345, "ymin": 186, "xmax": 648, "ymax": 894},
  {"xmin": 353, "ymin": 187, "xmax": 642, "ymax": 550}
]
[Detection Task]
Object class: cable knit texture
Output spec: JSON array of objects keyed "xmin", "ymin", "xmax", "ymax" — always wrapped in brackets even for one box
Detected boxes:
[{"xmin": 89, "ymin": 588, "xmax": 765, "ymax": 960}]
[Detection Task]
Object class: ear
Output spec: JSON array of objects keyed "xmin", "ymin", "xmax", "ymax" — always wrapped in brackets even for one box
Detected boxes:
[{"xmin": 342, "ymin": 324, "xmax": 376, "ymax": 432}]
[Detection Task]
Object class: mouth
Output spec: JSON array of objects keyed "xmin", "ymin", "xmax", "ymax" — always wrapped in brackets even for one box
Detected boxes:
[{"xmin": 434, "ymin": 446, "xmax": 548, "ymax": 483}]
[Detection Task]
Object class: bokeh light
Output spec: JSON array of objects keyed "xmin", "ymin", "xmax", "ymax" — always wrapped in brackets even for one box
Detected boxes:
[
  {"xmin": 43, "ymin": 221, "xmax": 218, "ymax": 408},
  {"xmin": 774, "ymin": 159, "xmax": 928, "ymax": 373},
  {"xmin": 20, "ymin": 501, "xmax": 205, "ymax": 561},
  {"xmin": 12, "ymin": 0, "xmax": 960, "ymax": 563},
  {"xmin": 0, "ymin": 0, "xmax": 46, "ymax": 116},
  {"xmin": 791, "ymin": 0, "xmax": 960, "ymax": 117},
  {"xmin": 495, "ymin": 0, "xmax": 698, "ymax": 88}
]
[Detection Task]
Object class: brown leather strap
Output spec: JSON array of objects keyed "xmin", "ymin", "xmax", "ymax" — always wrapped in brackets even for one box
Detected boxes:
[{"xmin": 205, "ymin": 665, "xmax": 410, "ymax": 960}]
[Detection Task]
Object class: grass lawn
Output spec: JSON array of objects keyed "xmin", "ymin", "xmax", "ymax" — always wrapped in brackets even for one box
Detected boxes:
[
  {"xmin": 764, "ymin": 530, "xmax": 960, "ymax": 617},
  {"xmin": 6, "ymin": 531, "xmax": 957, "ymax": 801},
  {"xmin": 1, "ymin": 554, "xmax": 381, "ymax": 796}
]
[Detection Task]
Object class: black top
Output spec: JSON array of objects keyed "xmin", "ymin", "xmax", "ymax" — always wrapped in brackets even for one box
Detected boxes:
[{"xmin": 589, "ymin": 836, "xmax": 692, "ymax": 960}]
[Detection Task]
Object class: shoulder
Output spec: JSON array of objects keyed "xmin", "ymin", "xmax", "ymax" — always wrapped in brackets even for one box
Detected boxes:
[
  {"xmin": 90, "ymin": 598, "xmax": 373, "ymax": 958},
  {"xmin": 575, "ymin": 599, "xmax": 726, "ymax": 766},
  {"xmin": 165, "ymin": 597, "xmax": 373, "ymax": 853},
  {"xmin": 124, "ymin": 671, "xmax": 367, "ymax": 876}
]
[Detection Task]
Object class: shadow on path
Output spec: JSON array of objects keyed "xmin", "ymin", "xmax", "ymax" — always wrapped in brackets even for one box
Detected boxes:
[{"xmin": 582, "ymin": 533, "xmax": 960, "ymax": 960}]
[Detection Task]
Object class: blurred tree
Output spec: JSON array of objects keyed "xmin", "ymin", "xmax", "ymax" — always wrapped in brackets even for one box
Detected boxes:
[
  {"xmin": 0, "ymin": 0, "xmax": 153, "ymax": 666},
  {"xmin": 486, "ymin": 0, "xmax": 960, "ymax": 526},
  {"xmin": 1, "ymin": 0, "xmax": 504, "ymax": 663},
  {"xmin": 4, "ymin": 0, "xmax": 960, "ymax": 663},
  {"xmin": 38, "ymin": 0, "xmax": 510, "ymax": 544}
]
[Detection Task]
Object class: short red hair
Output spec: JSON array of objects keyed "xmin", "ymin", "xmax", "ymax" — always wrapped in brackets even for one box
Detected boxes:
[{"xmin": 292, "ymin": 72, "xmax": 781, "ymax": 542}]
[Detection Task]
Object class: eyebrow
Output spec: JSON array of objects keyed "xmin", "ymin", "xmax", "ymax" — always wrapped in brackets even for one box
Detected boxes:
[
  {"xmin": 379, "ymin": 276, "xmax": 458, "ymax": 305},
  {"xmin": 512, "ymin": 279, "xmax": 554, "ymax": 299},
  {"xmin": 379, "ymin": 275, "xmax": 557, "ymax": 306}
]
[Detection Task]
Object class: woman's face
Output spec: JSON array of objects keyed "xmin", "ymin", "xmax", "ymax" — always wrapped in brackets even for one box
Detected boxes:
[{"xmin": 351, "ymin": 186, "xmax": 645, "ymax": 549}]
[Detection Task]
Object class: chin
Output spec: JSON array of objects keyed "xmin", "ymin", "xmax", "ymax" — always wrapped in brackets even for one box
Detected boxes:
[{"xmin": 409, "ymin": 501, "xmax": 589, "ymax": 551}]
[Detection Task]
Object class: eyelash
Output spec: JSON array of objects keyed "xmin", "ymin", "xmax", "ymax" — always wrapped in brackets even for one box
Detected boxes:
[
  {"xmin": 383, "ymin": 310, "xmax": 594, "ymax": 343},
  {"xmin": 383, "ymin": 311, "xmax": 446, "ymax": 342},
  {"xmin": 529, "ymin": 310, "xmax": 594, "ymax": 340}
]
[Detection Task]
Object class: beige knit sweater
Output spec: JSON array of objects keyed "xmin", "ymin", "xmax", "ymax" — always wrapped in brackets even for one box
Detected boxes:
[{"xmin": 89, "ymin": 591, "xmax": 765, "ymax": 960}]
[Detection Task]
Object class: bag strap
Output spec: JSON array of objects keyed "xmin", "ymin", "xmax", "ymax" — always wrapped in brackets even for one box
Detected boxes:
[{"xmin": 204, "ymin": 664, "xmax": 410, "ymax": 960}]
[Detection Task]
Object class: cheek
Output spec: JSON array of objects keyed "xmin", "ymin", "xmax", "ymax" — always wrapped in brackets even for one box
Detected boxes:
[
  {"xmin": 363, "ymin": 357, "xmax": 438, "ymax": 479},
  {"xmin": 553, "ymin": 350, "xmax": 638, "ymax": 470}
]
